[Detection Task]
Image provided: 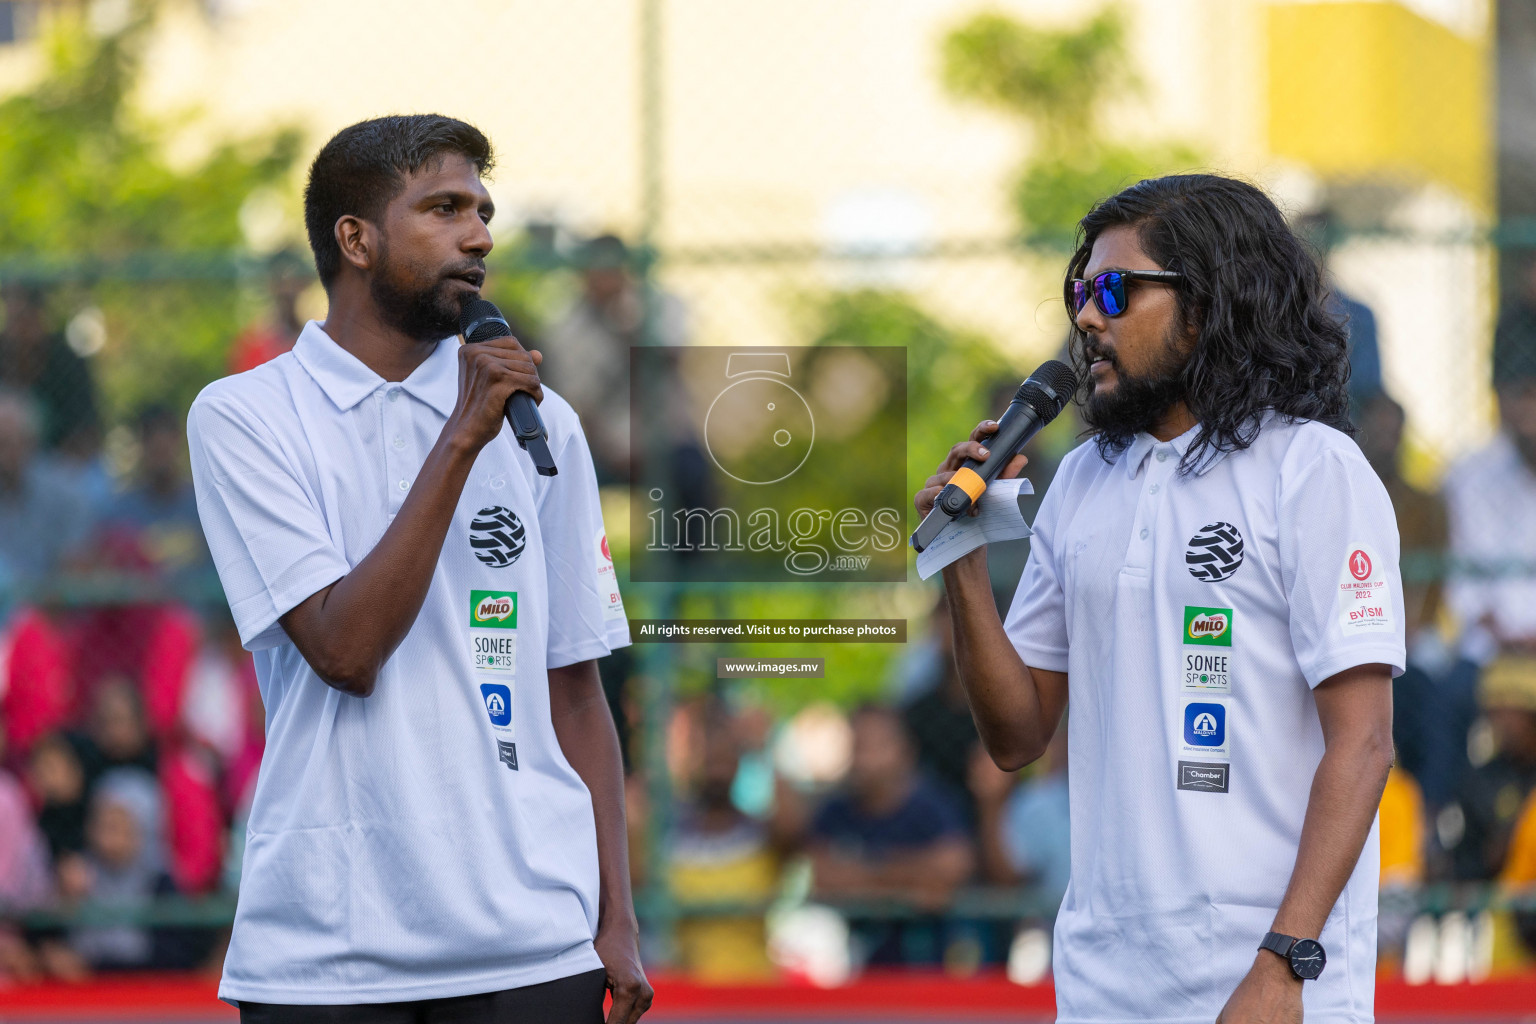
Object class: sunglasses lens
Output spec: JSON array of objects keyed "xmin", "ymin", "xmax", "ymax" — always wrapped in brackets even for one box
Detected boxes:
[
  {"xmin": 1095, "ymin": 272, "xmax": 1126, "ymax": 316},
  {"xmin": 1071, "ymin": 280, "xmax": 1089, "ymax": 314}
]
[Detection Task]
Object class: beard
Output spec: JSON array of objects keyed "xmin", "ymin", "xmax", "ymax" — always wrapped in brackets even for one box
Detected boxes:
[
  {"xmin": 370, "ymin": 241, "xmax": 480, "ymax": 343},
  {"xmin": 1081, "ymin": 324, "xmax": 1191, "ymax": 448}
]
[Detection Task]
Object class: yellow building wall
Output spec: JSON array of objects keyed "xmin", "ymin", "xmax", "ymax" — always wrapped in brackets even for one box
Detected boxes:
[{"xmin": 1267, "ymin": 0, "xmax": 1491, "ymax": 211}]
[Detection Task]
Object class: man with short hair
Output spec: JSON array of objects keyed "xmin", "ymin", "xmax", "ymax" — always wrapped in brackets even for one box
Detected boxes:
[
  {"xmin": 95, "ymin": 406, "xmax": 212, "ymax": 593},
  {"xmin": 189, "ymin": 115, "xmax": 650, "ymax": 1023},
  {"xmin": 1444, "ymin": 283, "xmax": 1536, "ymax": 664},
  {"xmin": 918, "ymin": 175, "xmax": 1403, "ymax": 1022},
  {"xmin": 808, "ymin": 704, "xmax": 973, "ymax": 965},
  {"xmin": 0, "ymin": 386, "xmax": 92, "ymax": 590}
]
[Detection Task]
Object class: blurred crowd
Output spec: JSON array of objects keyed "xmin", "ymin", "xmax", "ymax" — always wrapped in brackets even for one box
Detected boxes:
[
  {"xmin": 5, "ymin": 238, "xmax": 1536, "ymax": 986},
  {"xmin": 0, "ymin": 277, "xmax": 263, "ymax": 982}
]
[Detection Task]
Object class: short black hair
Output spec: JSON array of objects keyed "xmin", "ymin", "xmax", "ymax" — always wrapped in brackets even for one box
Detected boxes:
[{"xmin": 303, "ymin": 115, "xmax": 494, "ymax": 288}]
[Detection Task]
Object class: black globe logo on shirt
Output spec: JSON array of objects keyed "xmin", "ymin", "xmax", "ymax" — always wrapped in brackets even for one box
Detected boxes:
[
  {"xmin": 1185, "ymin": 522, "xmax": 1244, "ymax": 582},
  {"xmin": 470, "ymin": 507, "xmax": 527, "ymax": 568}
]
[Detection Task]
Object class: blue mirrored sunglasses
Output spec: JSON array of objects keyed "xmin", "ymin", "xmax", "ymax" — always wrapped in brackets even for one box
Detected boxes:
[{"xmin": 1068, "ymin": 270, "xmax": 1184, "ymax": 319}]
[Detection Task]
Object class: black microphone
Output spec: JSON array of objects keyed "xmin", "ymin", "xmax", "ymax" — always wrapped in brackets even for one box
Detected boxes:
[
  {"xmin": 910, "ymin": 360, "xmax": 1078, "ymax": 553},
  {"xmin": 458, "ymin": 298, "xmax": 558, "ymax": 477}
]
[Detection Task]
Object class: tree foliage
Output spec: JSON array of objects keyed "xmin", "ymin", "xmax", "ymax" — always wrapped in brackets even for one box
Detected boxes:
[
  {"xmin": 941, "ymin": 6, "xmax": 1201, "ymax": 243},
  {"xmin": 0, "ymin": 3, "xmax": 301, "ymax": 418},
  {"xmin": 941, "ymin": 8, "xmax": 1133, "ymax": 151}
]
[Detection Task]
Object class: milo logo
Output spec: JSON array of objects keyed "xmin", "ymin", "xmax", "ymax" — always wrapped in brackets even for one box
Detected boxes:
[
  {"xmin": 1184, "ymin": 606, "xmax": 1231, "ymax": 647},
  {"xmin": 471, "ymin": 590, "xmax": 518, "ymax": 629}
]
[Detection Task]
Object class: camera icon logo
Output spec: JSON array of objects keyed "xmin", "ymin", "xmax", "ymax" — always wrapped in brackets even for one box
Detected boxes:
[{"xmin": 703, "ymin": 353, "xmax": 816, "ymax": 485}]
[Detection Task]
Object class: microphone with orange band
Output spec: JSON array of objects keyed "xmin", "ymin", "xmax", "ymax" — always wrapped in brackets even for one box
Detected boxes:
[{"xmin": 910, "ymin": 360, "xmax": 1078, "ymax": 553}]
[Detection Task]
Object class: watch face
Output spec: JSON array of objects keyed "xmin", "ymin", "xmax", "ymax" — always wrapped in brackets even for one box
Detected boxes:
[{"xmin": 1288, "ymin": 938, "xmax": 1326, "ymax": 980}]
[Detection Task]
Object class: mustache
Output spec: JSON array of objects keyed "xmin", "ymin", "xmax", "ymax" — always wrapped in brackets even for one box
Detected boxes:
[
  {"xmin": 443, "ymin": 260, "xmax": 486, "ymax": 285},
  {"xmin": 1082, "ymin": 342, "xmax": 1118, "ymax": 368}
]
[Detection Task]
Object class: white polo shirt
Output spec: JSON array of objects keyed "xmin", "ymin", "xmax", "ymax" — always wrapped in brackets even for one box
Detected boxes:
[
  {"xmin": 1006, "ymin": 416, "xmax": 1404, "ymax": 1024},
  {"xmin": 188, "ymin": 322, "xmax": 630, "ymax": 1005}
]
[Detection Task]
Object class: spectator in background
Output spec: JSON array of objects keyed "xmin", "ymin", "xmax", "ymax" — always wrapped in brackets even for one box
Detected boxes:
[
  {"xmin": 0, "ymin": 388, "xmax": 92, "ymax": 592},
  {"xmin": 1295, "ymin": 210, "xmax": 1382, "ymax": 406},
  {"xmin": 808, "ymin": 705, "xmax": 972, "ymax": 965},
  {"xmin": 72, "ymin": 678, "xmax": 157, "ymax": 789},
  {"xmin": 0, "ymin": 596, "xmax": 74, "ymax": 759},
  {"xmin": 61, "ymin": 675, "xmax": 222, "ymax": 895},
  {"xmin": 1358, "ymin": 392, "xmax": 1447, "ymax": 646},
  {"xmin": 227, "ymin": 249, "xmax": 310, "ymax": 374},
  {"xmin": 0, "ymin": 284, "xmax": 100, "ymax": 454},
  {"xmin": 0, "ymin": 709, "xmax": 50, "ymax": 982},
  {"xmin": 1445, "ymin": 279, "xmax": 1536, "ymax": 666},
  {"xmin": 1443, "ymin": 658, "xmax": 1536, "ymax": 882},
  {"xmin": 669, "ymin": 705, "xmax": 784, "ymax": 982},
  {"xmin": 28, "ymin": 732, "xmax": 87, "ymax": 859},
  {"xmin": 41, "ymin": 768, "xmax": 200, "ymax": 975},
  {"xmin": 1496, "ymin": 783, "xmax": 1536, "ymax": 958},
  {"xmin": 1357, "ymin": 391, "xmax": 1461, "ymax": 803},
  {"xmin": 543, "ymin": 234, "xmax": 689, "ymax": 484},
  {"xmin": 901, "ymin": 593, "xmax": 981, "ymax": 820},
  {"xmin": 182, "ymin": 609, "xmax": 262, "ymax": 776},
  {"xmin": 968, "ymin": 724, "xmax": 1070, "ymax": 916},
  {"xmin": 93, "ymin": 406, "xmax": 213, "ymax": 596},
  {"xmin": 1376, "ymin": 763, "xmax": 1427, "ymax": 971}
]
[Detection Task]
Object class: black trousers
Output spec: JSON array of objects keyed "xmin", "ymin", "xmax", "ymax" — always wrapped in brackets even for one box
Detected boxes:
[{"xmin": 238, "ymin": 968, "xmax": 607, "ymax": 1024}]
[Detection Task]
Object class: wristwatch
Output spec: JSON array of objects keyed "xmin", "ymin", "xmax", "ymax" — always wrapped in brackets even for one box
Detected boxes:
[{"xmin": 1259, "ymin": 931, "xmax": 1326, "ymax": 980}]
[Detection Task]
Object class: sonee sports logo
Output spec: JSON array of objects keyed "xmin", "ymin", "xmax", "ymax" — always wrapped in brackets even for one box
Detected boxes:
[
  {"xmin": 470, "ymin": 507, "xmax": 527, "ymax": 568},
  {"xmin": 1185, "ymin": 522, "xmax": 1244, "ymax": 582}
]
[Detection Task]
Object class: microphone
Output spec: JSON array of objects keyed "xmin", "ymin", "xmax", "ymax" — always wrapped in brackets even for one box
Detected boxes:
[
  {"xmin": 910, "ymin": 360, "xmax": 1078, "ymax": 553},
  {"xmin": 458, "ymin": 298, "xmax": 558, "ymax": 477}
]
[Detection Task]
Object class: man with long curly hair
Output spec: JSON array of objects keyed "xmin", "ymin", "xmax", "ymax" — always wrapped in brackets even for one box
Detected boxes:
[{"xmin": 916, "ymin": 175, "xmax": 1403, "ymax": 1023}]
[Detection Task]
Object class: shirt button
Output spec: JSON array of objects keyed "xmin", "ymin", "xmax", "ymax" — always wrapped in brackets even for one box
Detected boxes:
[
  {"xmin": 1149, "ymin": 484, "xmax": 1160, "ymax": 495},
  {"xmin": 393, "ymin": 437, "xmax": 405, "ymax": 449},
  {"xmin": 399, "ymin": 480, "xmax": 409, "ymax": 491},
  {"xmin": 1140, "ymin": 528, "xmax": 1149, "ymax": 540},
  {"xmin": 388, "ymin": 388, "xmax": 402, "ymax": 402},
  {"xmin": 1156, "ymin": 450, "xmax": 1169, "ymax": 463}
]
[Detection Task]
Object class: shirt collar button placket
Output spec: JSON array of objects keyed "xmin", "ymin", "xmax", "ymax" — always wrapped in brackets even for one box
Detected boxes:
[
  {"xmin": 1142, "ymin": 444, "xmax": 1177, "ymax": 543},
  {"xmin": 384, "ymin": 386, "xmax": 407, "ymax": 512}
]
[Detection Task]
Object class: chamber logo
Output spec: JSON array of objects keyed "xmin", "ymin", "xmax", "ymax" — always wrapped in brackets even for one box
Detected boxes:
[
  {"xmin": 470, "ymin": 507, "xmax": 526, "ymax": 568},
  {"xmin": 1185, "ymin": 522, "xmax": 1244, "ymax": 582},
  {"xmin": 1178, "ymin": 760, "xmax": 1230, "ymax": 793},
  {"xmin": 1349, "ymin": 549, "xmax": 1373, "ymax": 581},
  {"xmin": 1184, "ymin": 606, "xmax": 1232, "ymax": 646}
]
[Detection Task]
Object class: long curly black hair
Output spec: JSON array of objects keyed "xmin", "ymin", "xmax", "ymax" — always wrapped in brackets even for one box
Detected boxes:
[{"xmin": 1064, "ymin": 174, "xmax": 1352, "ymax": 471}]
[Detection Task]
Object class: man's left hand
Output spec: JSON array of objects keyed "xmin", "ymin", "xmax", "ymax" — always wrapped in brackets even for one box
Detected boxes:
[
  {"xmin": 596, "ymin": 923, "xmax": 653, "ymax": 1024},
  {"xmin": 1215, "ymin": 952, "xmax": 1303, "ymax": 1024}
]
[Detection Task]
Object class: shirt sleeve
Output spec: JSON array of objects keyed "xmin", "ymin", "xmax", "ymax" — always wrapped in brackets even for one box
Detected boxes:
[
  {"xmin": 1279, "ymin": 446, "xmax": 1407, "ymax": 687},
  {"xmin": 537, "ymin": 414, "xmax": 631, "ymax": 669},
  {"xmin": 187, "ymin": 391, "xmax": 350, "ymax": 651},
  {"xmin": 1003, "ymin": 469, "xmax": 1071, "ymax": 673}
]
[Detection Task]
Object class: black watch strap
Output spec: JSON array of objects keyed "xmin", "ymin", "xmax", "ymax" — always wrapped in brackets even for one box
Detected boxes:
[
  {"xmin": 1259, "ymin": 931, "xmax": 1326, "ymax": 980},
  {"xmin": 1258, "ymin": 931, "xmax": 1296, "ymax": 960}
]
